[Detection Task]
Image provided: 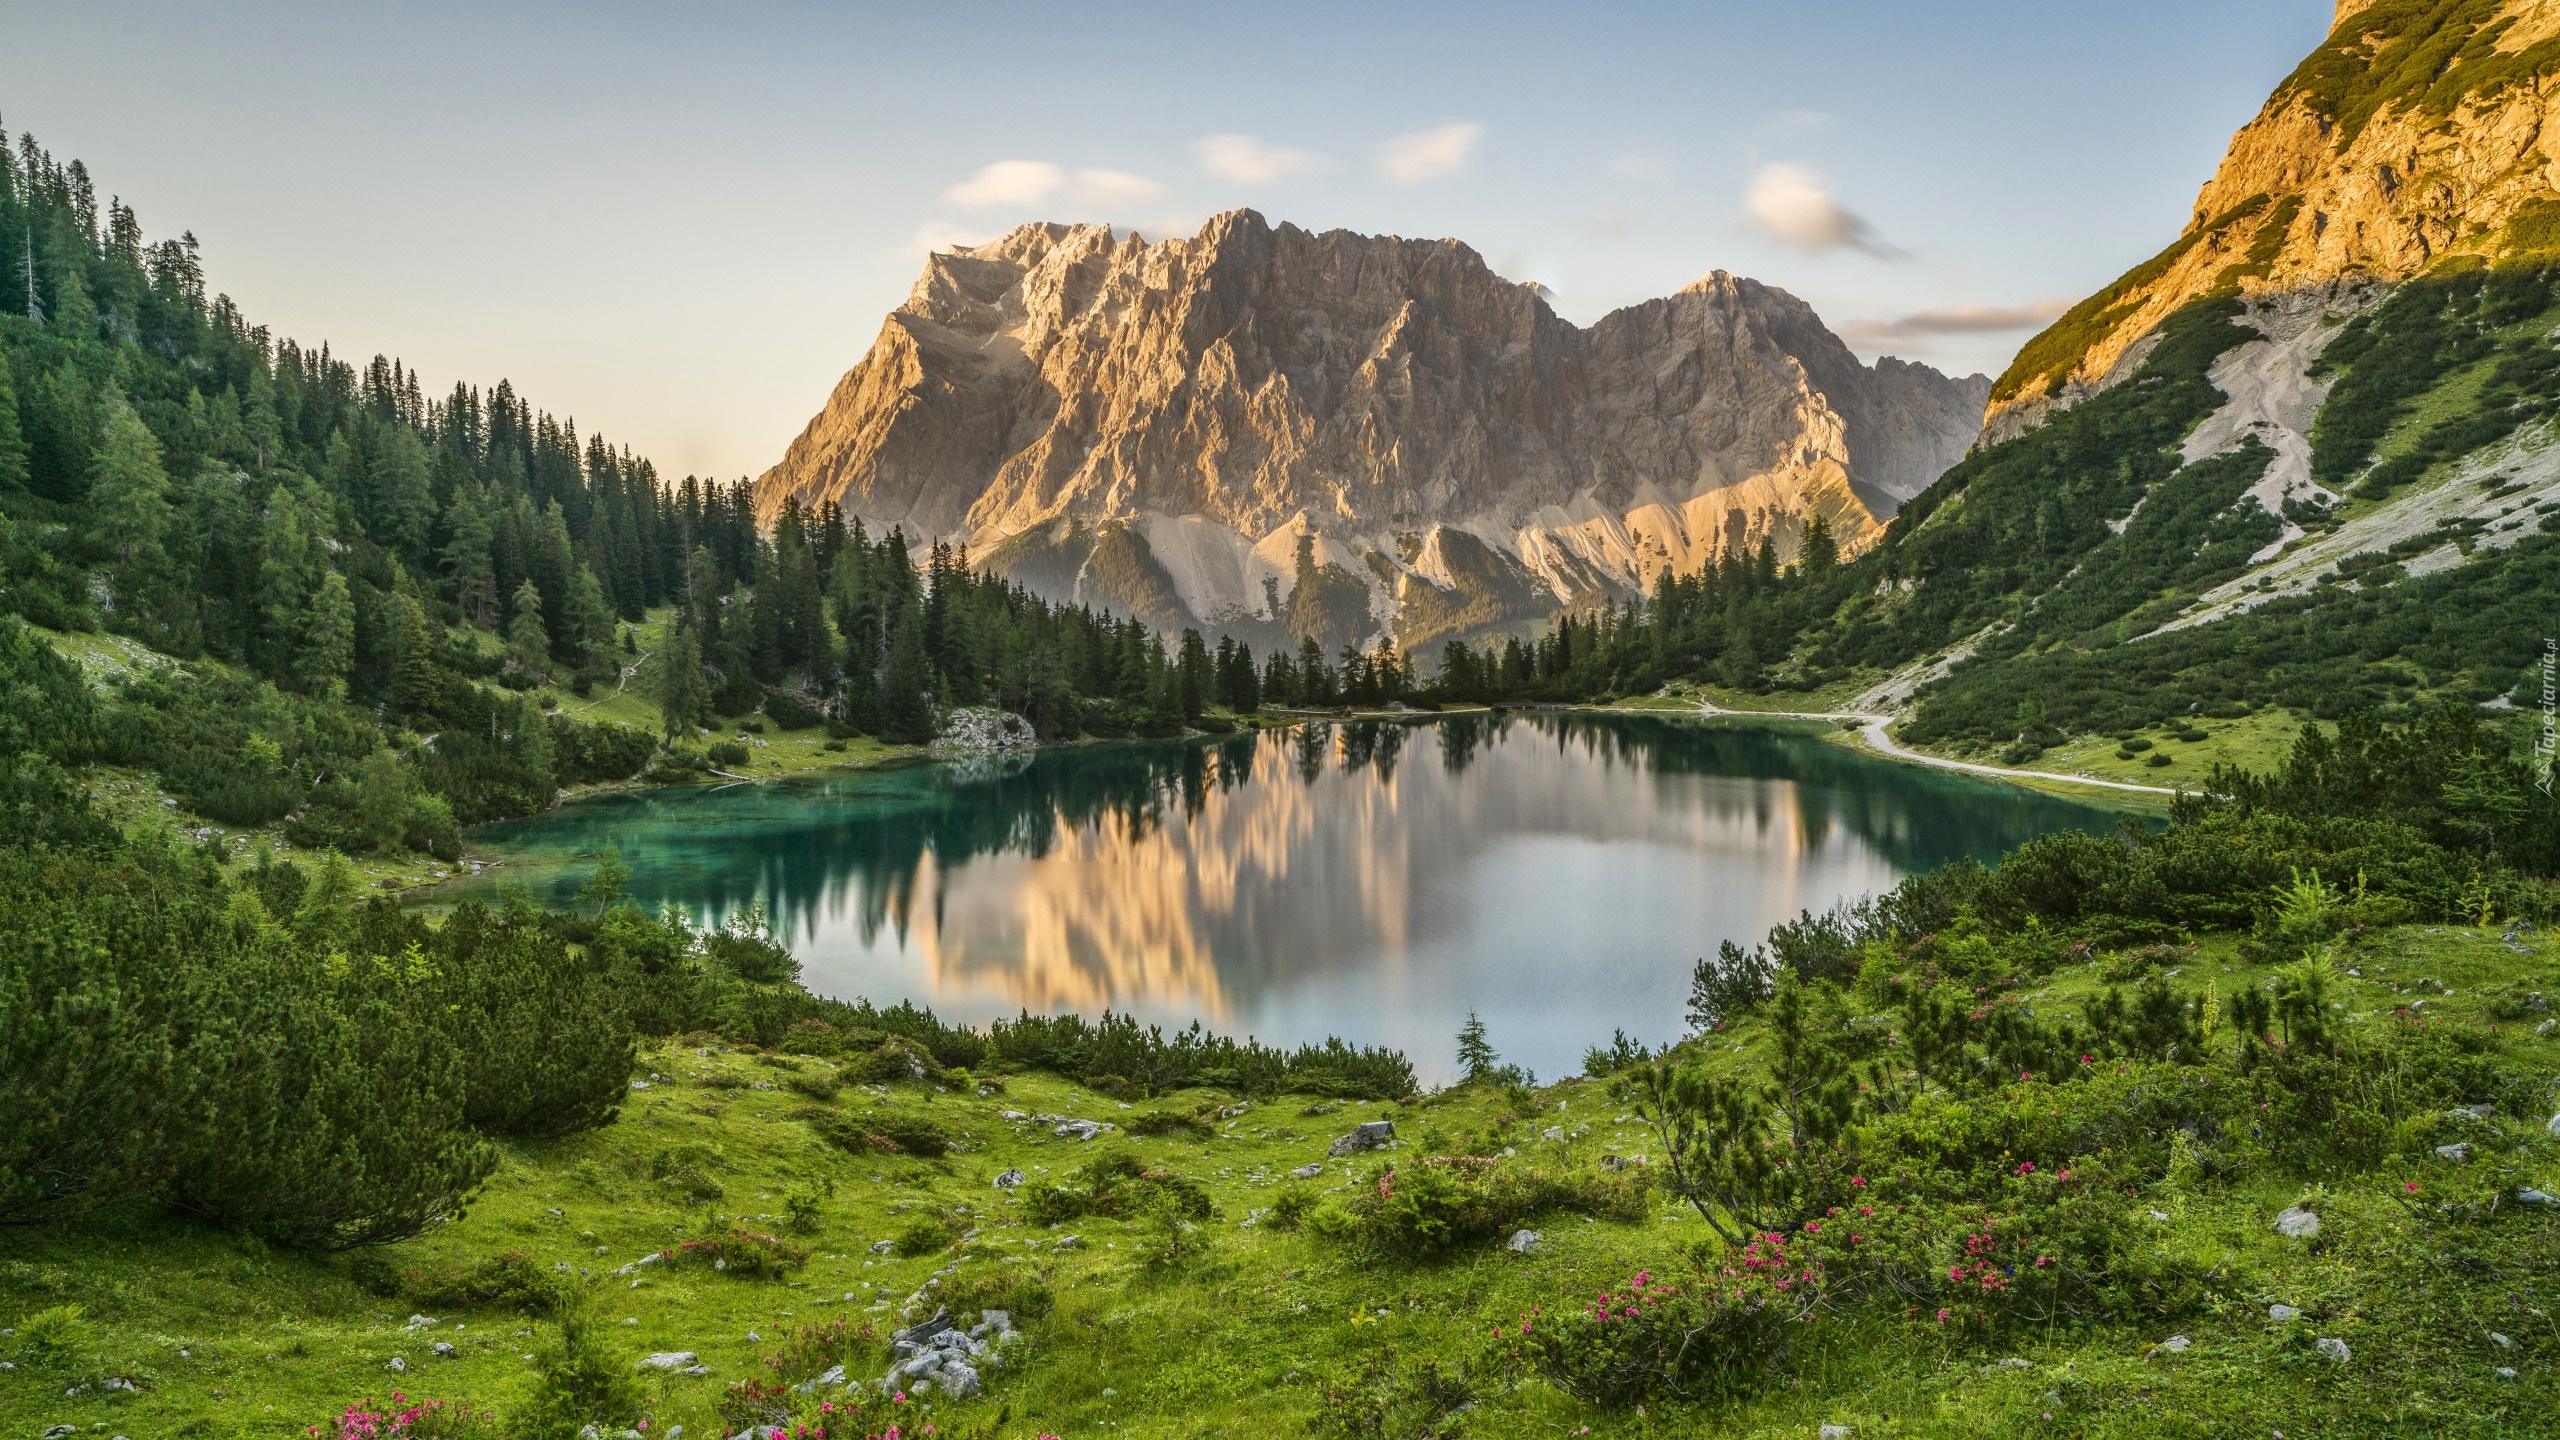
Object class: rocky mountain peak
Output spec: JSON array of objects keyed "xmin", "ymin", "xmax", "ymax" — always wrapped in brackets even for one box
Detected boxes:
[
  {"xmin": 1985, "ymin": 0, "xmax": 2560, "ymax": 441},
  {"xmin": 759, "ymin": 211, "xmax": 1985, "ymax": 651}
]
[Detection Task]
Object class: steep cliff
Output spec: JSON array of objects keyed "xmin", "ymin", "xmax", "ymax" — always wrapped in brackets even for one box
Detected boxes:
[
  {"xmin": 1985, "ymin": 0, "xmax": 2560, "ymax": 442},
  {"xmin": 759, "ymin": 211, "xmax": 1986, "ymax": 649}
]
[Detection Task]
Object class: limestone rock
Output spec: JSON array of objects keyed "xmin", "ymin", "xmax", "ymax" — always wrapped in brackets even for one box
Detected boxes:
[
  {"xmin": 1328, "ymin": 1120, "xmax": 1396, "ymax": 1157},
  {"xmin": 757, "ymin": 211, "xmax": 1985, "ymax": 649},
  {"xmin": 2274, "ymin": 1206, "xmax": 2321, "ymax": 1239},
  {"xmin": 1985, "ymin": 0, "xmax": 2560, "ymax": 442}
]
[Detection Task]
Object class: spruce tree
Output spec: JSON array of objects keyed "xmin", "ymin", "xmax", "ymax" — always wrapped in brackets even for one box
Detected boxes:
[
  {"xmin": 879, "ymin": 607, "xmax": 936, "ymax": 744},
  {"xmin": 0, "ymin": 352, "xmax": 27, "ymax": 493},
  {"xmin": 1456, "ymin": 1012, "xmax": 1498, "ymax": 1085},
  {"xmin": 1176, "ymin": 627, "xmax": 1210, "ymax": 722},
  {"xmin": 299, "ymin": 570, "xmax": 355, "ymax": 701},
  {"xmin": 444, "ymin": 486, "xmax": 498, "ymax": 626},
  {"xmin": 656, "ymin": 623, "xmax": 707, "ymax": 741},
  {"xmin": 507, "ymin": 578, "xmax": 551, "ymax": 679},
  {"xmin": 388, "ymin": 591, "xmax": 437, "ymax": 714}
]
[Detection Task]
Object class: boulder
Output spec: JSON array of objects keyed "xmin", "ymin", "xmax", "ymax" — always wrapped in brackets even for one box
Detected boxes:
[
  {"xmin": 1289, "ymin": 1163, "xmax": 1322, "ymax": 1180},
  {"xmin": 894, "ymin": 1311, "xmax": 954, "ymax": 1348},
  {"xmin": 937, "ymin": 1360, "xmax": 983, "ymax": 1400},
  {"xmin": 2151, "ymin": 1336, "xmax": 2191, "ymax": 1355},
  {"xmin": 1328, "ymin": 1121, "xmax": 1396, "ymax": 1158},
  {"xmin": 993, "ymin": 1169, "xmax": 1025, "ymax": 1190},
  {"xmin": 2273, "ymin": 1206, "xmax": 2320, "ymax": 1239},
  {"xmin": 430, "ymin": 1342, "xmax": 456, "ymax": 1358},
  {"xmin": 1506, "ymin": 1229, "xmax": 1539, "ymax": 1254},
  {"xmin": 2435, "ymin": 1143, "xmax": 2473, "ymax": 1163},
  {"xmin": 2268, "ymin": 1304, "xmax": 2300, "ymax": 1324},
  {"xmin": 2315, "ymin": 1337, "xmax": 2351, "ymax": 1363}
]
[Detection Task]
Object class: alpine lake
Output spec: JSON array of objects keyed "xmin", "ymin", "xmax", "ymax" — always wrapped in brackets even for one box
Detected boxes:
[{"xmin": 420, "ymin": 711, "xmax": 2140, "ymax": 1083}]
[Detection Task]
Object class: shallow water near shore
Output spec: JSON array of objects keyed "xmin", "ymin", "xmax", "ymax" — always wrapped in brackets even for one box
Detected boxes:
[{"xmin": 427, "ymin": 712, "xmax": 2132, "ymax": 1082}]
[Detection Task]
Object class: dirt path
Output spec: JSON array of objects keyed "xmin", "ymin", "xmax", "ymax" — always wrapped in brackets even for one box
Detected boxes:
[{"xmin": 1683, "ymin": 701, "xmax": 2182, "ymax": 797}]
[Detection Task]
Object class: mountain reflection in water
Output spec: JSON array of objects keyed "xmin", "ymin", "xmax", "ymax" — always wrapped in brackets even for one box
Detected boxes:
[{"xmin": 431, "ymin": 713, "xmax": 2130, "ymax": 1082}]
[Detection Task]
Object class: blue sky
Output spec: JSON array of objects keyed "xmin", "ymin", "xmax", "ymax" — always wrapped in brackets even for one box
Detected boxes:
[{"xmin": 2, "ymin": 1, "xmax": 2332, "ymax": 480}]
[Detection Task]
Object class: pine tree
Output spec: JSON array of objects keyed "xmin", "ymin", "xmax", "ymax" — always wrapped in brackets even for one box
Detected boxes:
[
  {"xmin": 507, "ymin": 578, "xmax": 551, "ymax": 679},
  {"xmin": 656, "ymin": 623, "xmax": 707, "ymax": 741},
  {"xmin": 86, "ymin": 397, "xmax": 171, "ymax": 582},
  {"xmin": 1800, "ymin": 513, "xmax": 1837, "ymax": 574},
  {"xmin": 1456, "ymin": 1012, "xmax": 1498, "ymax": 1085},
  {"xmin": 299, "ymin": 569, "xmax": 355, "ymax": 701},
  {"xmin": 879, "ymin": 606, "xmax": 936, "ymax": 744},
  {"xmin": 564, "ymin": 565, "xmax": 614, "ymax": 666},
  {"xmin": 0, "ymin": 352, "xmax": 28, "ymax": 493},
  {"xmin": 388, "ymin": 590, "xmax": 438, "ymax": 714},
  {"xmin": 444, "ymin": 486, "xmax": 498, "ymax": 626},
  {"xmin": 1175, "ymin": 627, "xmax": 1211, "ymax": 722}
]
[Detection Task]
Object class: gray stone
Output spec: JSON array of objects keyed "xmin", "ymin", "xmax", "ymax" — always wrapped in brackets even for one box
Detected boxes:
[
  {"xmin": 1506, "ymin": 1229, "xmax": 1540, "ymax": 1254},
  {"xmin": 386, "ymin": 1357, "xmax": 407, "ymax": 1374},
  {"xmin": 2499, "ymin": 1366, "xmax": 2520, "ymax": 1379},
  {"xmin": 999, "ymin": 1111, "xmax": 1027, "ymax": 1121},
  {"xmin": 2522, "ymin": 1188, "xmax": 2557, "ymax": 1207},
  {"xmin": 679, "ymin": 1366, "xmax": 709, "ymax": 1378},
  {"xmin": 2315, "ymin": 1337, "xmax": 2351, "ymax": 1363},
  {"xmin": 937, "ymin": 1360, "xmax": 982, "ymax": 1399},
  {"xmin": 44, "ymin": 1427, "xmax": 76, "ymax": 1439},
  {"xmin": 2151, "ymin": 1336, "xmax": 2191, "ymax": 1355},
  {"xmin": 1821, "ymin": 1426, "xmax": 1850, "ymax": 1440},
  {"xmin": 869, "ymin": 1239, "xmax": 894, "ymax": 1254},
  {"xmin": 2268, "ymin": 1304, "xmax": 2300, "ymax": 1324},
  {"xmin": 1053, "ymin": 1234, "xmax": 1083, "ymax": 1250},
  {"xmin": 992, "ymin": 1169, "xmax": 1025, "ymax": 1190},
  {"xmin": 972, "ymin": 1310, "xmax": 1012, "ymax": 1338},
  {"xmin": 430, "ymin": 1342, "xmax": 456, "ymax": 1358},
  {"xmin": 1328, "ymin": 1121, "xmax": 1396, "ymax": 1158},
  {"xmin": 1289, "ymin": 1163, "xmax": 1322, "ymax": 1180},
  {"xmin": 405, "ymin": 1314, "xmax": 435, "ymax": 1329},
  {"xmin": 2273, "ymin": 1206, "xmax": 2320, "ymax": 1239},
  {"xmin": 2548, "ymin": 1111, "xmax": 2560, "ymax": 1138},
  {"xmin": 1054, "ymin": 1119, "xmax": 1106, "ymax": 1141},
  {"xmin": 894, "ymin": 1311, "xmax": 954, "ymax": 1348},
  {"xmin": 2493, "ymin": 1333, "xmax": 2515, "ymax": 1349},
  {"xmin": 2435, "ymin": 1142, "xmax": 2473, "ymax": 1163}
]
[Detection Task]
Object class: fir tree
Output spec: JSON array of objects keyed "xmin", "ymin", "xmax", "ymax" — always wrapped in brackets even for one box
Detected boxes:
[
  {"xmin": 507, "ymin": 578, "xmax": 550, "ymax": 679},
  {"xmin": 879, "ymin": 606, "xmax": 936, "ymax": 745},
  {"xmin": 299, "ymin": 569, "xmax": 354, "ymax": 701},
  {"xmin": 443, "ymin": 486, "xmax": 498, "ymax": 626},
  {"xmin": 1456, "ymin": 1012, "xmax": 1498, "ymax": 1085},
  {"xmin": 0, "ymin": 351, "xmax": 27, "ymax": 493},
  {"xmin": 1176, "ymin": 627, "xmax": 1211, "ymax": 722},
  {"xmin": 656, "ymin": 623, "xmax": 708, "ymax": 741}
]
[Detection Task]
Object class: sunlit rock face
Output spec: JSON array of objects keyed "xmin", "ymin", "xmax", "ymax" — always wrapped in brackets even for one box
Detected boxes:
[{"xmin": 757, "ymin": 210, "xmax": 1986, "ymax": 650}]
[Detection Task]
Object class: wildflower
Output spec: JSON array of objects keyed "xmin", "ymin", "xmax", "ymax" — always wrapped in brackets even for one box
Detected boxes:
[
  {"xmin": 2404, "ymin": 1181, "xmax": 2421, "ymax": 1194},
  {"xmin": 2016, "ymin": 1161, "xmax": 2036, "ymax": 1175}
]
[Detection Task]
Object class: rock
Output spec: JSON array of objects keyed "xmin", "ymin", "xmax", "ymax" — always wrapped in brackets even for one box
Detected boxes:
[
  {"xmin": 2148, "ymin": 1210, "xmax": 2171, "ymax": 1221},
  {"xmin": 2493, "ymin": 1332, "xmax": 2515, "ymax": 1349},
  {"xmin": 756, "ymin": 216, "xmax": 1991, "ymax": 639},
  {"xmin": 405, "ymin": 1314, "xmax": 435, "ymax": 1329},
  {"xmin": 1053, "ymin": 1119, "xmax": 1107, "ymax": 1142},
  {"xmin": 973, "ymin": 1310, "xmax": 1012, "ymax": 1338},
  {"xmin": 2523, "ymin": 1188, "xmax": 2557, "ymax": 1207},
  {"xmin": 2500, "ymin": 1366, "xmax": 2521, "ymax": 1379},
  {"xmin": 999, "ymin": 1110, "xmax": 1028, "ymax": 1121},
  {"xmin": 430, "ymin": 1342, "xmax": 456, "ymax": 1358},
  {"xmin": 2315, "ymin": 1337, "xmax": 2350, "ymax": 1364},
  {"xmin": 637, "ymin": 1353, "xmax": 699, "ymax": 1370},
  {"xmin": 993, "ymin": 1169, "xmax": 1024, "ymax": 1189},
  {"xmin": 895, "ymin": 1311, "xmax": 955, "ymax": 1348},
  {"xmin": 2269, "ymin": 1304, "xmax": 2301, "ymax": 1324},
  {"xmin": 2273, "ymin": 1206, "xmax": 2320, "ymax": 1239},
  {"xmin": 937, "ymin": 1359, "xmax": 983, "ymax": 1400},
  {"xmin": 2435, "ymin": 1142, "xmax": 2473, "ymax": 1163},
  {"xmin": 870, "ymin": 1240, "xmax": 894, "ymax": 1254},
  {"xmin": 1541, "ymin": 1127, "xmax": 1566, "ymax": 1143},
  {"xmin": 1053, "ymin": 1234, "xmax": 1083, "ymax": 1250},
  {"xmin": 932, "ymin": 708, "xmax": 1036, "ymax": 753},
  {"xmin": 1506, "ymin": 1229, "xmax": 1540, "ymax": 1254},
  {"xmin": 680, "ymin": 1366, "xmax": 709, "ymax": 1378},
  {"xmin": 387, "ymin": 1357, "xmax": 406, "ymax": 1374},
  {"xmin": 1328, "ymin": 1121, "xmax": 1397, "ymax": 1158},
  {"xmin": 2152, "ymin": 1336, "xmax": 2191, "ymax": 1355},
  {"xmin": 1821, "ymin": 1426, "xmax": 1851, "ymax": 1440},
  {"xmin": 45, "ymin": 1427, "xmax": 77, "ymax": 1440},
  {"xmin": 629, "ymin": 1080, "xmax": 651, "ymax": 1090},
  {"xmin": 1289, "ymin": 1163, "xmax": 1323, "ymax": 1180}
]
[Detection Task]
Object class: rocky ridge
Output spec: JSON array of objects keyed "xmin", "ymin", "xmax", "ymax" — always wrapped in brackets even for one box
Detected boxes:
[
  {"xmin": 758, "ymin": 210, "xmax": 1986, "ymax": 651},
  {"xmin": 1985, "ymin": 0, "xmax": 2560, "ymax": 442}
]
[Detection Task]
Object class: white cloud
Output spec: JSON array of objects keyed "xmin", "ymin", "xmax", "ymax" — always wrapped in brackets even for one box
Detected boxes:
[
  {"xmin": 1840, "ymin": 298, "xmax": 2073, "ymax": 344},
  {"xmin": 1376, "ymin": 122, "xmax": 1482, "ymax": 184},
  {"xmin": 944, "ymin": 160, "xmax": 1066, "ymax": 208},
  {"xmin": 942, "ymin": 161, "xmax": 1169, "ymax": 210},
  {"xmin": 1192, "ymin": 134, "xmax": 1327, "ymax": 183},
  {"xmin": 903, "ymin": 221, "xmax": 994, "ymax": 258},
  {"xmin": 1742, "ymin": 163, "xmax": 1901, "ymax": 259}
]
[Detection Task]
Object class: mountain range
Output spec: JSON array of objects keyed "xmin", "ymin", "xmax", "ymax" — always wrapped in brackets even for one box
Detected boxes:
[{"xmin": 755, "ymin": 212, "xmax": 1988, "ymax": 654}]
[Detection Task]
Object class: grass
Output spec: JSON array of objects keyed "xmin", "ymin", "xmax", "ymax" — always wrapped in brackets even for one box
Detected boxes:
[
  {"xmin": 2010, "ymin": 706, "xmax": 2312, "ymax": 788},
  {"xmin": 8, "ymin": 922, "xmax": 2559, "ymax": 1438}
]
